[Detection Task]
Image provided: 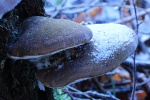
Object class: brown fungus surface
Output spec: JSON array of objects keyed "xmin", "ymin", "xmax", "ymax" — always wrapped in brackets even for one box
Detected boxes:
[
  {"xmin": 8, "ymin": 16, "xmax": 93, "ymax": 59},
  {"xmin": 36, "ymin": 23, "xmax": 138, "ymax": 88}
]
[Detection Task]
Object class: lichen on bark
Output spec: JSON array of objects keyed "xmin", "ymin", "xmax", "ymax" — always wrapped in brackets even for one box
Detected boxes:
[{"xmin": 0, "ymin": 0, "xmax": 54, "ymax": 100}]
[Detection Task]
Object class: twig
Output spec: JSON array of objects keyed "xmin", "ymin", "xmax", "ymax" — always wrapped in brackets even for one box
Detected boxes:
[
  {"xmin": 65, "ymin": 86, "xmax": 120, "ymax": 100},
  {"xmin": 131, "ymin": 0, "xmax": 138, "ymax": 100},
  {"xmin": 104, "ymin": 80, "xmax": 131, "ymax": 88},
  {"xmin": 106, "ymin": 86, "xmax": 131, "ymax": 93},
  {"xmin": 113, "ymin": 8, "xmax": 150, "ymax": 24},
  {"xmin": 85, "ymin": 91, "xmax": 120, "ymax": 100},
  {"xmin": 66, "ymin": 86, "xmax": 92, "ymax": 99},
  {"xmin": 136, "ymin": 77, "xmax": 150, "ymax": 87},
  {"xmin": 121, "ymin": 57, "xmax": 150, "ymax": 69},
  {"xmin": 136, "ymin": 73, "xmax": 150, "ymax": 94},
  {"xmin": 92, "ymin": 78, "xmax": 106, "ymax": 93}
]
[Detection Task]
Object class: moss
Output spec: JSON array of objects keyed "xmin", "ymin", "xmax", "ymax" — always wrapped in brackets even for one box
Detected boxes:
[{"xmin": 53, "ymin": 88, "xmax": 71, "ymax": 100}]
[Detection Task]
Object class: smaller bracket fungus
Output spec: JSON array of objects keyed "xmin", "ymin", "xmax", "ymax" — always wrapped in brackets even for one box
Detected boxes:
[
  {"xmin": 8, "ymin": 16, "xmax": 93, "ymax": 69},
  {"xmin": 36, "ymin": 23, "xmax": 138, "ymax": 88}
]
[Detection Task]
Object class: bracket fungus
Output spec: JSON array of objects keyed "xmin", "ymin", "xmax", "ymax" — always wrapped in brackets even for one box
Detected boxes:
[
  {"xmin": 8, "ymin": 16, "xmax": 93, "ymax": 69},
  {"xmin": 36, "ymin": 23, "xmax": 138, "ymax": 88},
  {"xmin": 7, "ymin": 16, "xmax": 93, "ymax": 90}
]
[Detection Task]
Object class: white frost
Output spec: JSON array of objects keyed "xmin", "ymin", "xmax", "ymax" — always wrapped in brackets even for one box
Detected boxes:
[
  {"xmin": 37, "ymin": 80, "xmax": 45, "ymax": 91},
  {"xmin": 87, "ymin": 23, "xmax": 138, "ymax": 64}
]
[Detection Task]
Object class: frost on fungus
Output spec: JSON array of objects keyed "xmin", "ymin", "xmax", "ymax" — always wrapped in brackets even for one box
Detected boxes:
[{"xmin": 37, "ymin": 23, "xmax": 138, "ymax": 88}]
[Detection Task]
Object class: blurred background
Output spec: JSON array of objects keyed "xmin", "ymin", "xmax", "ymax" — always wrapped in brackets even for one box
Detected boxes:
[{"xmin": 1, "ymin": 0, "xmax": 150, "ymax": 100}]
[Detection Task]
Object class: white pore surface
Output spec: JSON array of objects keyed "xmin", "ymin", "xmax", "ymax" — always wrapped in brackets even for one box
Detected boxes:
[
  {"xmin": 8, "ymin": 43, "xmax": 84, "ymax": 60},
  {"xmin": 87, "ymin": 23, "xmax": 138, "ymax": 64}
]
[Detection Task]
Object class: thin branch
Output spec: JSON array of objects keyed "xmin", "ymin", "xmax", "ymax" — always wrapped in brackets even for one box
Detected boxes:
[
  {"xmin": 65, "ymin": 86, "xmax": 120, "ymax": 100},
  {"xmin": 113, "ymin": 8, "xmax": 150, "ymax": 24},
  {"xmin": 121, "ymin": 57, "xmax": 150, "ymax": 69},
  {"xmin": 131, "ymin": 0, "xmax": 138, "ymax": 100},
  {"xmin": 92, "ymin": 78, "xmax": 106, "ymax": 93},
  {"xmin": 136, "ymin": 77, "xmax": 150, "ymax": 87}
]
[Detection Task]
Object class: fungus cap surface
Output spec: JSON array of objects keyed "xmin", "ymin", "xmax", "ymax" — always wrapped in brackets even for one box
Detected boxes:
[
  {"xmin": 8, "ymin": 16, "xmax": 93, "ymax": 59},
  {"xmin": 36, "ymin": 23, "xmax": 138, "ymax": 87}
]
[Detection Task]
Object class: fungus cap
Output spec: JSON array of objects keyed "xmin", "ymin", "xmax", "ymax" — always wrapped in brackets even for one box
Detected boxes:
[
  {"xmin": 36, "ymin": 23, "xmax": 138, "ymax": 87},
  {"xmin": 8, "ymin": 16, "xmax": 93, "ymax": 59}
]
